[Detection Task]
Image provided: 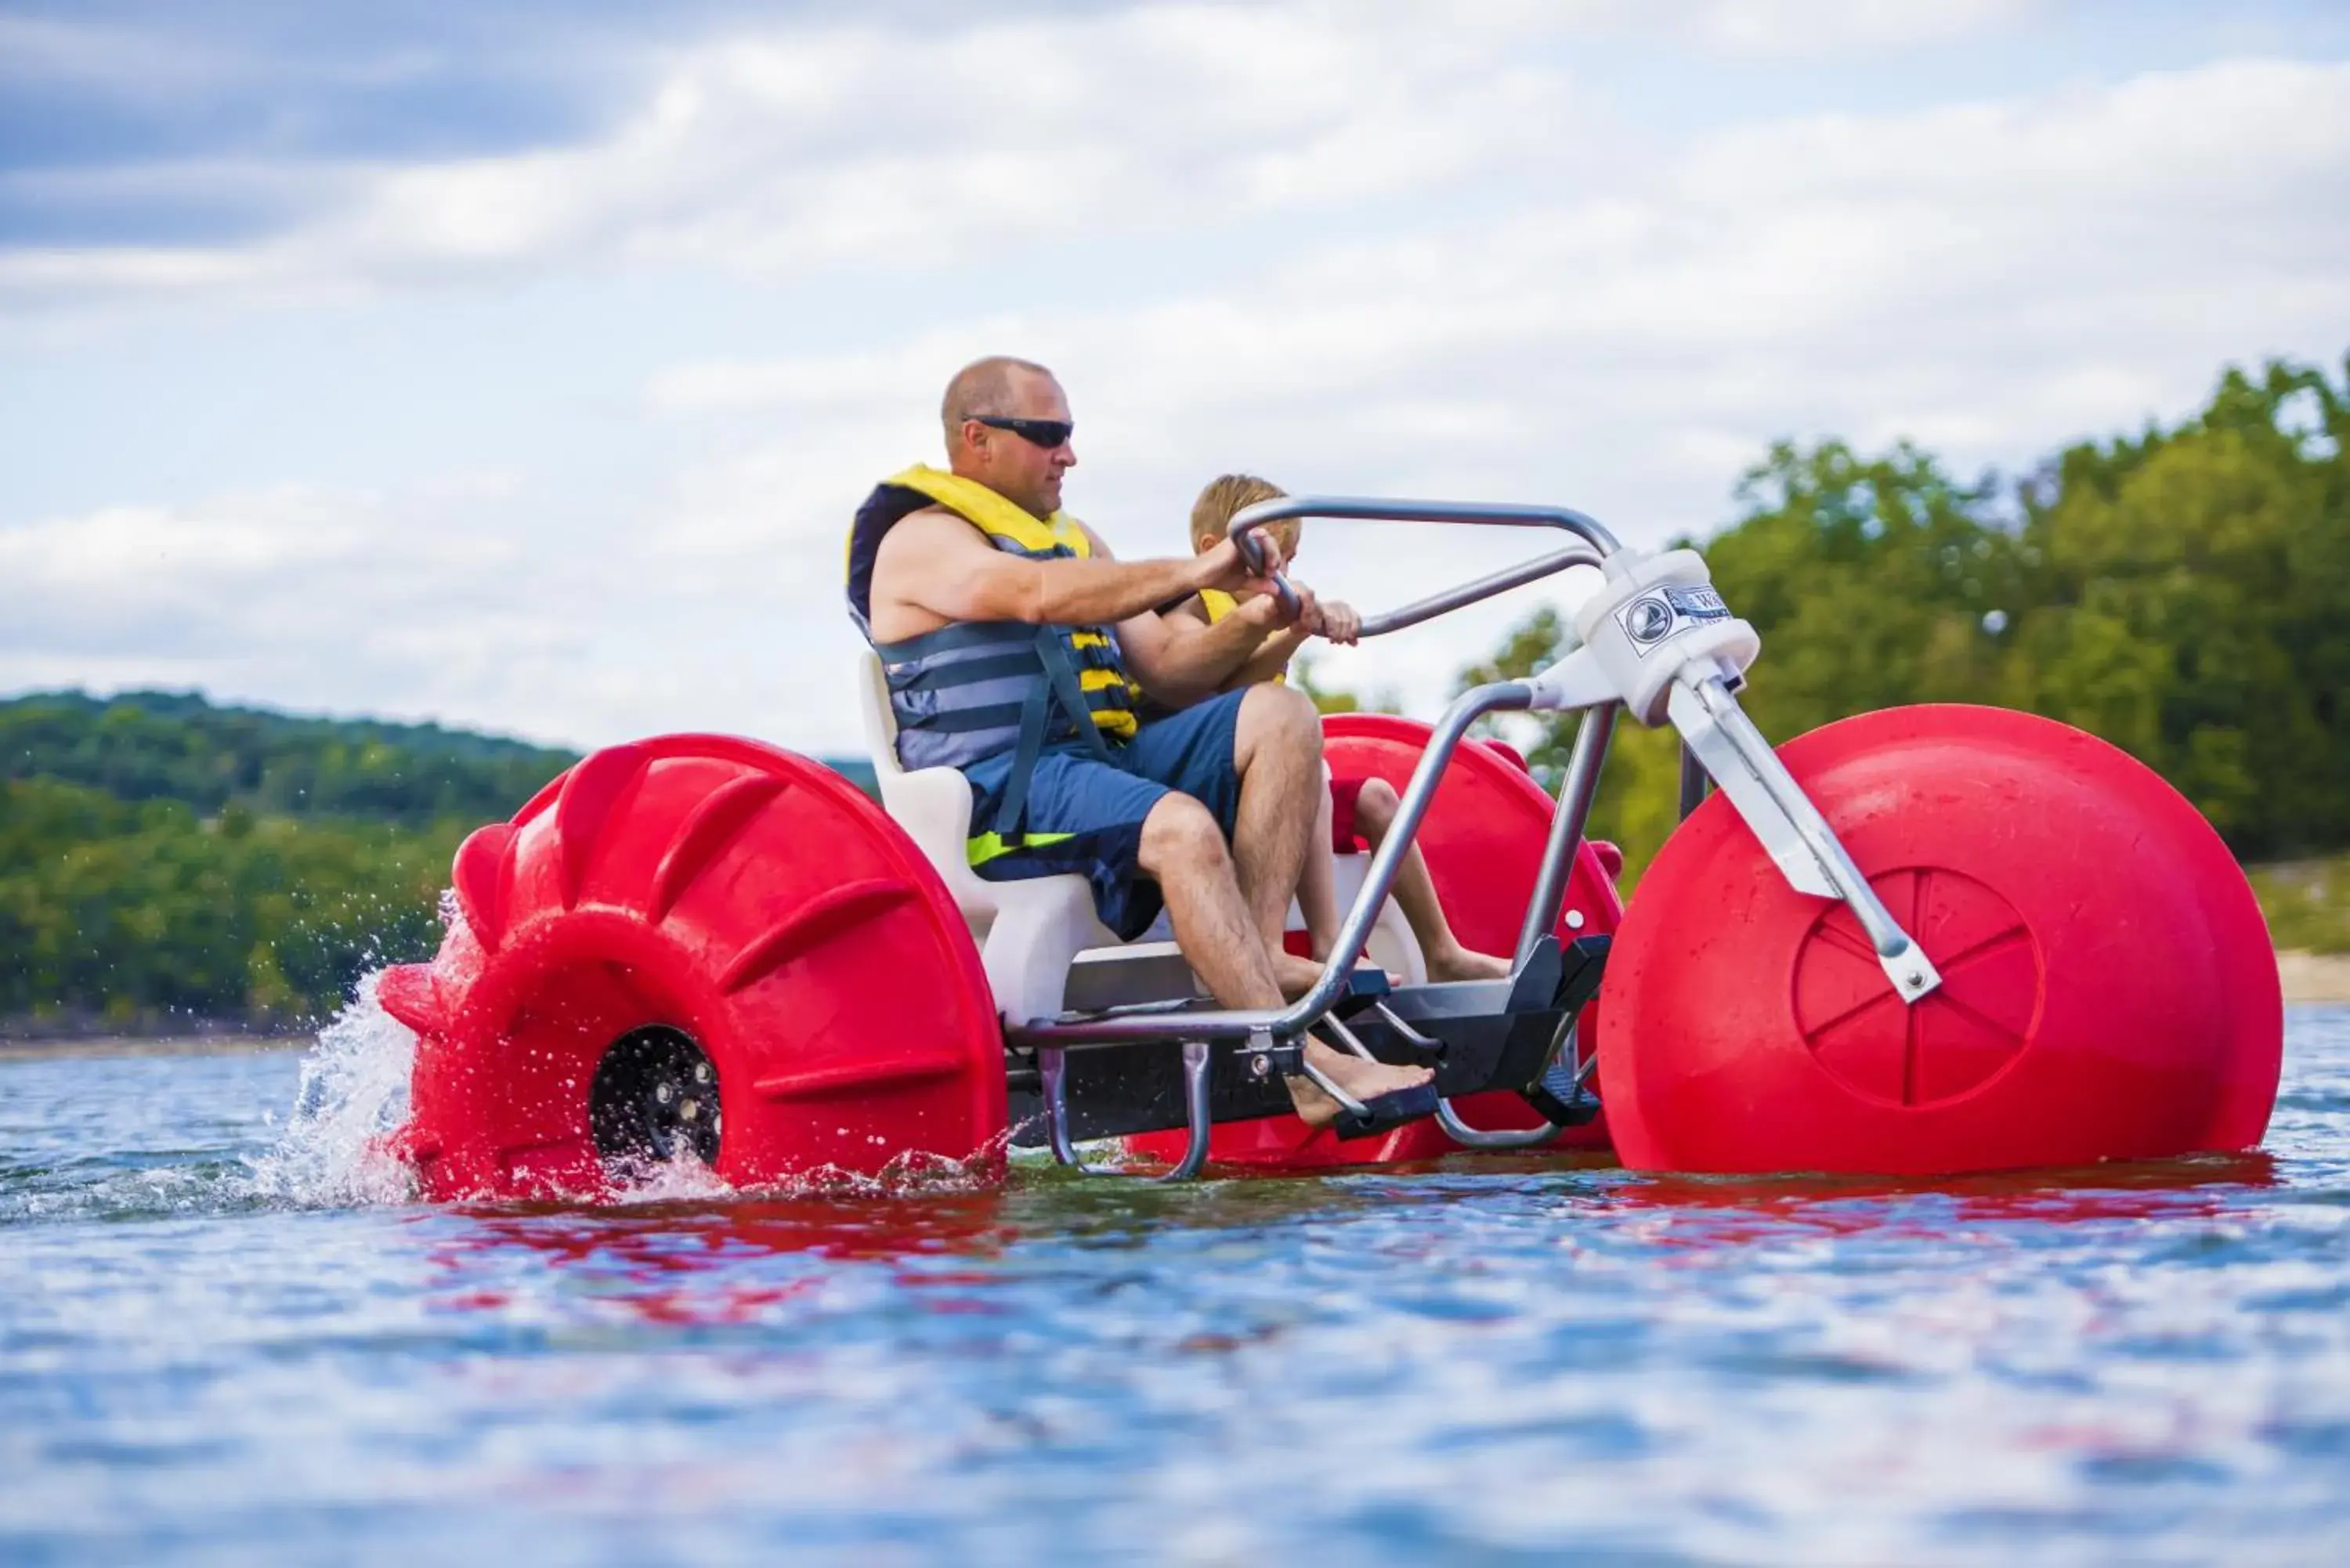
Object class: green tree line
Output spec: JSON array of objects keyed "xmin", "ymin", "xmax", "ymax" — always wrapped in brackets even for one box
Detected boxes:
[
  {"xmin": 0, "ymin": 693, "xmax": 895, "ymax": 1031},
  {"xmin": 1, "ymin": 775, "xmax": 471, "ymax": 1027},
  {"xmin": 1, "ymin": 689, "xmax": 580, "ymax": 825},
  {"xmin": 1462, "ymin": 352, "xmax": 2350, "ymax": 885},
  {"xmin": 0, "ymin": 692, "xmax": 578, "ymax": 1030}
]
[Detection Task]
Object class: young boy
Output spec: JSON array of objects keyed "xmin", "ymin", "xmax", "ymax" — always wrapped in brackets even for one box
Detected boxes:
[{"xmin": 1181, "ymin": 474, "xmax": 1512, "ymax": 989}]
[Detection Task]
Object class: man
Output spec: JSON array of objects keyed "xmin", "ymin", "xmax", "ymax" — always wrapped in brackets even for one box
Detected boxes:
[{"xmin": 847, "ymin": 355, "xmax": 1433, "ymax": 1131}]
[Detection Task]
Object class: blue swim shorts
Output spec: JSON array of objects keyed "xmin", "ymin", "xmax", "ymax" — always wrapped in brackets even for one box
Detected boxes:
[{"xmin": 961, "ymin": 688, "xmax": 1246, "ymax": 941}]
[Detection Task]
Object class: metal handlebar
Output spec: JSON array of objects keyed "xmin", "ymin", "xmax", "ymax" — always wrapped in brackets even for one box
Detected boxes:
[{"xmin": 1226, "ymin": 493, "xmax": 1622, "ymax": 638}]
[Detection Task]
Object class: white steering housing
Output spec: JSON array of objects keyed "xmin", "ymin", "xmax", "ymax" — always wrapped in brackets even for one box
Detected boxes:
[{"xmin": 1525, "ymin": 548, "xmax": 1760, "ymax": 725}]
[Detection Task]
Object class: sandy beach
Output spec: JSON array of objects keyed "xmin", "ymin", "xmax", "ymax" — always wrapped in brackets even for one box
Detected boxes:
[{"xmin": 2278, "ymin": 951, "xmax": 2350, "ymax": 1004}]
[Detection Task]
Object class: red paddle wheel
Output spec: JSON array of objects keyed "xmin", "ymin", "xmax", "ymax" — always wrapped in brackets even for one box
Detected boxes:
[{"xmin": 376, "ymin": 737, "xmax": 1003, "ymax": 1201}]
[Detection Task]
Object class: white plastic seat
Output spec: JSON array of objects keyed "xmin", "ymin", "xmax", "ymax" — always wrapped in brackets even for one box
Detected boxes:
[{"xmin": 855, "ymin": 652, "xmax": 1423, "ymax": 1024}]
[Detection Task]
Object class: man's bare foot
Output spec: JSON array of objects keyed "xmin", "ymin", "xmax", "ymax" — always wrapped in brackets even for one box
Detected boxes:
[
  {"xmin": 1285, "ymin": 1036, "xmax": 1434, "ymax": 1129},
  {"xmin": 1426, "ymin": 944, "xmax": 1512, "ymax": 983}
]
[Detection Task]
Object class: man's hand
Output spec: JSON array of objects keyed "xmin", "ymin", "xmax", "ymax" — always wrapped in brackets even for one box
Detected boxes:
[{"xmin": 1195, "ymin": 534, "xmax": 1287, "ymax": 597}]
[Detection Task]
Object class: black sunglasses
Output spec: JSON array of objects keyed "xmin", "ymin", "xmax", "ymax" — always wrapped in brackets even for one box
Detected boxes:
[{"xmin": 967, "ymin": 414, "xmax": 1074, "ymax": 450}]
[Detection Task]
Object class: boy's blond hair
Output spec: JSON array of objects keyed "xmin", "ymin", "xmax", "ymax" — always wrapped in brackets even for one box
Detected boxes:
[{"xmin": 1190, "ymin": 473, "xmax": 1299, "ymax": 559}]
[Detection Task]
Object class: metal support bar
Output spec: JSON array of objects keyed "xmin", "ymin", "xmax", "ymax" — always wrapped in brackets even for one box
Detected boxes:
[
  {"xmin": 1434, "ymin": 1006, "xmax": 1582, "ymax": 1151},
  {"xmin": 1282, "ymin": 681, "xmax": 1535, "ymax": 1028},
  {"xmin": 1320, "ymin": 1013, "xmax": 1378, "ymax": 1062},
  {"xmin": 1358, "ymin": 547, "xmax": 1602, "ymax": 638},
  {"xmin": 1036, "ymin": 1041, "xmax": 1216, "ymax": 1181},
  {"xmin": 1514, "ymin": 703, "xmax": 1618, "ymax": 969},
  {"xmin": 1434, "ymin": 1097, "xmax": 1564, "ymax": 1151},
  {"xmin": 1672, "ymin": 674, "xmax": 1943, "ymax": 1005},
  {"xmin": 1678, "ymin": 739, "xmax": 1710, "ymax": 820},
  {"xmin": 1230, "ymin": 494, "xmax": 1623, "ymax": 552},
  {"xmin": 1368, "ymin": 1001, "xmax": 1441, "ymax": 1056}
]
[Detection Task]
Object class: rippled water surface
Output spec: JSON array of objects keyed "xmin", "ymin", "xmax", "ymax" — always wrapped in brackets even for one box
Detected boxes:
[{"xmin": 4, "ymin": 1009, "xmax": 2348, "ymax": 1566}]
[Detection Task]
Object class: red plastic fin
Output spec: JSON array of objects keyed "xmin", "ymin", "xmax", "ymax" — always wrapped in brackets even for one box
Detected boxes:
[
  {"xmin": 718, "ymin": 878, "xmax": 916, "ymax": 995},
  {"xmin": 555, "ymin": 742, "xmax": 653, "ymax": 909},
  {"xmin": 754, "ymin": 1050, "xmax": 972, "ymax": 1101},
  {"xmin": 374, "ymin": 963, "xmax": 445, "ymax": 1035},
  {"xmin": 450, "ymin": 823, "xmax": 516, "ymax": 953},
  {"xmin": 651, "ymin": 771, "xmax": 789, "ymax": 923}
]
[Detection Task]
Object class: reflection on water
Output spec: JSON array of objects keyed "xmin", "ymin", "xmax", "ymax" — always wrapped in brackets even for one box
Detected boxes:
[{"xmin": 0, "ymin": 1011, "xmax": 2345, "ymax": 1566}]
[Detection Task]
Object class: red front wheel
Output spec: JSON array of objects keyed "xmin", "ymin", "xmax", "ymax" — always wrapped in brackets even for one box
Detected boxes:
[{"xmin": 1599, "ymin": 705, "xmax": 2282, "ymax": 1175}]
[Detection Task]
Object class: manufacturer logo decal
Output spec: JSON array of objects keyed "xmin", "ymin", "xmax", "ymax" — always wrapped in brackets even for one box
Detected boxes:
[
  {"xmin": 1665, "ymin": 585, "xmax": 1730, "ymax": 621},
  {"xmin": 1625, "ymin": 595, "xmax": 1675, "ymax": 645}
]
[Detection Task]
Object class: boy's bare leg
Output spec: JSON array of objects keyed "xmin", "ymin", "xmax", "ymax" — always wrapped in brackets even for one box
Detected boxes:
[
  {"xmin": 1140, "ymin": 792, "xmax": 1430, "ymax": 1123},
  {"xmin": 1282, "ymin": 784, "xmax": 1343, "ymax": 999},
  {"xmin": 1354, "ymin": 777, "xmax": 1511, "ymax": 982}
]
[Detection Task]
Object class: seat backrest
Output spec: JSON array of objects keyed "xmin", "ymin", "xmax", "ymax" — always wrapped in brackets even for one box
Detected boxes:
[
  {"xmin": 857, "ymin": 652, "xmax": 1007, "ymax": 923},
  {"xmin": 856, "ymin": 650, "xmax": 906, "ymax": 779}
]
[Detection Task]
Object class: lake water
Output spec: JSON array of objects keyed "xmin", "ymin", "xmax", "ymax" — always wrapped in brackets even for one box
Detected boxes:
[{"xmin": 3, "ymin": 1003, "xmax": 2348, "ymax": 1566}]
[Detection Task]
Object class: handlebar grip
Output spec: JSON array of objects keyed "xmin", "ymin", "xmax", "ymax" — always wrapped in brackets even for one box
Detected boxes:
[
  {"xmin": 1234, "ymin": 526, "xmax": 1304, "ymax": 622},
  {"xmin": 1235, "ymin": 529, "xmax": 1268, "ymax": 575}
]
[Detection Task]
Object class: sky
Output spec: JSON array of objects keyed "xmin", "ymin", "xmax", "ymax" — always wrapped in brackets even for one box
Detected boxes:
[{"xmin": 3, "ymin": 0, "xmax": 2347, "ymax": 753}]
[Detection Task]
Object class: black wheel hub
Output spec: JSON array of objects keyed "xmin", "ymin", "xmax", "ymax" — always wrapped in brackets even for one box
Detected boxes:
[{"xmin": 590, "ymin": 1025, "xmax": 722, "ymax": 1173}]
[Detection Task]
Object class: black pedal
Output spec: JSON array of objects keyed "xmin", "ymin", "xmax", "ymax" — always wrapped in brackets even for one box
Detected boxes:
[
  {"xmin": 1330, "ymin": 1079, "xmax": 1441, "ymax": 1141},
  {"xmin": 1522, "ymin": 1049, "xmax": 1602, "ymax": 1126},
  {"xmin": 1519, "ymin": 933, "xmax": 1611, "ymax": 1125}
]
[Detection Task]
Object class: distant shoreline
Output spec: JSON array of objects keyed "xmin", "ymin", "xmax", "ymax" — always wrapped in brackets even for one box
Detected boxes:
[{"xmin": 0, "ymin": 1034, "xmax": 301, "ymax": 1060}]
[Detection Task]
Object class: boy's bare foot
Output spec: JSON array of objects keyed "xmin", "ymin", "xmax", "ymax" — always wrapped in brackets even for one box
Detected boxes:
[
  {"xmin": 1426, "ymin": 944, "xmax": 1512, "ymax": 983},
  {"xmin": 1272, "ymin": 949, "xmax": 1328, "ymax": 1001},
  {"xmin": 1285, "ymin": 1036, "xmax": 1435, "ymax": 1128}
]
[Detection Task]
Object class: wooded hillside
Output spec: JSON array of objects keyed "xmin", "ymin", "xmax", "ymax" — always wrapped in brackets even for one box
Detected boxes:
[{"xmin": 1462, "ymin": 353, "xmax": 2350, "ymax": 885}]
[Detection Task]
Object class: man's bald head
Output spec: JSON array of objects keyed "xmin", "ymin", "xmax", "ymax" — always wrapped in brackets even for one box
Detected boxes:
[
  {"xmin": 938, "ymin": 355, "xmax": 1076, "ymax": 517},
  {"xmin": 941, "ymin": 356, "xmax": 1056, "ymax": 448}
]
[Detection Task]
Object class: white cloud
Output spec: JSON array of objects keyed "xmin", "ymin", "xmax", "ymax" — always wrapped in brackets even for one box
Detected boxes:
[
  {"xmin": 1668, "ymin": 0, "xmax": 2037, "ymax": 58},
  {"xmin": 1, "ymin": 0, "xmax": 2055, "ymax": 318},
  {"xmin": 5, "ymin": 5, "xmax": 2345, "ymax": 757}
]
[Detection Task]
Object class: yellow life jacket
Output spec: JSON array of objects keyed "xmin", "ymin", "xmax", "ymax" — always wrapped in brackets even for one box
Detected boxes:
[{"xmin": 846, "ymin": 464, "xmax": 1140, "ymax": 750}]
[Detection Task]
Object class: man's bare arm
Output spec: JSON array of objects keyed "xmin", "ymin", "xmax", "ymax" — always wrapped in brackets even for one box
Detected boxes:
[
  {"xmin": 870, "ymin": 508, "xmax": 1259, "ymax": 641},
  {"xmin": 1222, "ymin": 624, "xmax": 1312, "ymax": 691},
  {"xmin": 1101, "ymin": 529, "xmax": 1310, "ymax": 708}
]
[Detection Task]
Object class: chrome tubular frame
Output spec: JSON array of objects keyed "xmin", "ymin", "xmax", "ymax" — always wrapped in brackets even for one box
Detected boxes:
[
  {"xmin": 1513, "ymin": 703, "xmax": 1617, "ymax": 969},
  {"xmin": 1008, "ymin": 494, "xmax": 1642, "ymax": 1173},
  {"xmin": 1012, "ymin": 496, "xmax": 1636, "ymax": 1053}
]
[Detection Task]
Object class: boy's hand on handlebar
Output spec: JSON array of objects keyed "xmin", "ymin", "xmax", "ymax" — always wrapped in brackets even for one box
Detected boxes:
[
  {"xmin": 1314, "ymin": 598, "xmax": 1361, "ymax": 645},
  {"xmin": 1238, "ymin": 580, "xmax": 1318, "ymax": 632}
]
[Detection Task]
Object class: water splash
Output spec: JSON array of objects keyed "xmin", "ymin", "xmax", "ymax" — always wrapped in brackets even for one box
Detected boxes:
[
  {"xmin": 570, "ymin": 1131, "xmax": 1014, "ymax": 1207},
  {"xmin": 245, "ymin": 971, "xmax": 418, "ymax": 1207}
]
